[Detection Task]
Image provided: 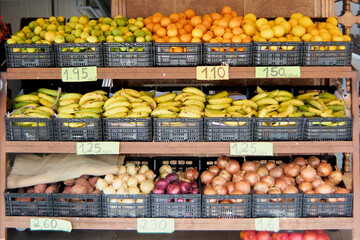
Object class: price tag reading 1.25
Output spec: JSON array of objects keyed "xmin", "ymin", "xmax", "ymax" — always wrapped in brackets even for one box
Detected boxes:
[
  {"xmin": 230, "ymin": 142, "xmax": 273, "ymax": 156},
  {"xmin": 137, "ymin": 218, "xmax": 175, "ymax": 234},
  {"xmin": 255, "ymin": 218, "xmax": 280, "ymax": 232},
  {"xmin": 62, "ymin": 66, "xmax": 97, "ymax": 82},
  {"xmin": 30, "ymin": 218, "xmax": 72, "ymax": 232},
  {"xmin": 196, "ymin": 66, "xmax": 229, "ymax": 80},
  {"xmin": 76, "ymin": 142, "xmax": 120, "ymax": 155},
  {"xmin": 255, "ymin": 66, "xmax": 300, "ymax": 78}
]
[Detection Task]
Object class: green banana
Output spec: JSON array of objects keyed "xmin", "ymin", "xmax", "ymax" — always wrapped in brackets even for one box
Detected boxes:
[
  {"xmin": 38, "ymin": 88, "xmax": 60, "ymax": 97},
  {"xmin": 38, "ymin": 92, "xmax": 56, "ymax": 103},
  {"xmin": 14, "ymin": 94, "xmax": 39, "ymax": 103},
  {"xmin": 319, "ymin": 92, "xmax": 338, "ymax": 100},
  {"xmin": 14, "ymin": 102, "xmax": 39, "ymax": 109},
  {"xmin": 59, "ymin": 93, "xmax": 83, "ymax": 101}
]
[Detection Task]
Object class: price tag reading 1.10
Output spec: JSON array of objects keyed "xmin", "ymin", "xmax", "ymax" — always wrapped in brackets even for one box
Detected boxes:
[
  {"xmin": 196, "ymin": 66, "xmax": 229, "ymax": 80},
  {"xmin": 62, "ymin": 66, "xmax": 97, "ymax": 82},
  {"xmin": 30, "ymin": 218, "xmax": 72, "ymax": 232},
  {"xmin": 255, "ymin": 66, "xmax": 301, "ymax": 78},
  {"xmin": 255, "ymin": 218, "xmax": 280, "ymax": 232},
  {"xmin": 76, "ymin": 142, "xmax": 120, "ymax": 155},
  {"xmin": 230, "ymin": 142, "xmax": 273, "ymax": 156},
  {"xmin": 137, "ymin": 218, "xmax": 175, "ymax": 234}
]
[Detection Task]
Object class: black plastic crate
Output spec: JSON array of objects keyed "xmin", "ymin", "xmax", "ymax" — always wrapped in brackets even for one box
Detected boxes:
[
  {"xmin": 153, "ymin": 43, "xmax": 202, "ymax": 66},
  {"xmin": 202, "ymin": 194, "xmax": 252, "ymax": 218},
  {"xmin": 5, "ymin": 43, "xmax": 54, "ymax": 68},
  {"xmin": 124, "ymin": 156, "xmax": 154, "ymax": 170},
  {"xmin": 53, "ymin": 194, "xmax": 102, "ymax": 217},
  {"xmin": 103, "ymin": 42, "xmax": 153, "ymax": 67},
  {"xmin": 54, "ymin": 118, "xmax": 102, "ymax": 141},
  {"xmin": 303, "ymin": 41, "xmax": 353, "ymax": 66},
  {"xmin": 302, "ymin": 193, "xmax": 353, "ymax": 217},
  {"xmin": 154, "ymin": 118, "xmax": 203, "ymax": 142},
  {"xmin": 54, "ymin": 43, "xmax": 103, "ymax": 67},
  {"xmin": 204, "ymin": 117, "xmax": 253, "ymax": 142},
  {"xmin": 153, "ymin": 156, "xmax": 201, "ymax": 173},
  {"xmin": 103, "ymin": 118, "xmax": 152, "ymax": 141},
  {"xmin": 203, "ymin": 43, "xmax": 252, "ymax": 66},
  {"xmin": 304, "ymin": 117, "xmax": 353, "ymax": 141},
  {"xmin": 253, "ymin": 42, "xmax": 303, "ymax": 66},
  {"xmin": 5, "ymin": 117, "xmax": 54, "ymax": 141},
  {"xmin": 151, "ymin": 194, "xmax": 201, "ymax": 218},
  {"xmin": 252, "ymin": 193, "xmax": 302, "ymax": 218},
  {"xmin": 4, "ymin": 192, "xmax": 53, "ymax": 216},
  {"xmin": 254, "ymin": 118, "xmax": 305, "ymax": 141},
  {"xmin": 244, "ymin": 156, "xmax": 292, "ymax": 166},
  {"xmin": 102, "ymin": 194, "xmax": 151, "ymax": 218}
]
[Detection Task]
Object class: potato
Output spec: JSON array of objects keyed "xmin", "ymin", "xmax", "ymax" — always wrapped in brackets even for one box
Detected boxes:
[
  {"xmin": 80, "ymin": 174, "xmax": 90, "ymax": 179},
  {"xmin": 34, "ymin": 184, "xmax": 47, "ymax": 193},
  {"xmin": 45, "ymin": 184, "xmax": 58, "ymax": 194},
  {"xmin": 26, "ymin": 187, "xmax": 35, "ymax": 193},
  {"xmin": 88, "ymin": 177, "xmax": 100, "ymax": 188},
  {"xmin": 17, "ymin": 188, "xmax": 25, "ymax": 193},
  {"xmin": 70, "ymin": 184, "xmax": 87, "ymax": 195},
  {"xmin": 64, "ymin": 179, "xmax": 75, "ymax": 186},
  {"xmin": 92, "ymin": 189, "xmax": 101, "ymax": 194}
]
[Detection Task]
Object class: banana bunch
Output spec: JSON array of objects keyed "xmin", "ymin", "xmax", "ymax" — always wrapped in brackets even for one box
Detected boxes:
[
  {"xmin": 297, "ymin": 92, "xmax": 347, "ymax": 125},
  {"xmin": 103, "ymin": 89, "xmax": 154, "ymax": 118}
]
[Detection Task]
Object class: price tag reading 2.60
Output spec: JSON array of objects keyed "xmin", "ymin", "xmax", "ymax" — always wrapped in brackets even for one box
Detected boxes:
[
  {"xmin": 255, "ymin": 218, "xmax": 279, "ymax": 232},
  {"xmin": 196, "ymin": 66, "xmax": 229, "ymax": 80},
  {"xmin": 30, "ymin": 218, "xmax": 72, "ymax": 232},
  {"xmin": 137, "ymin": 218, "xmax": 175, "ymax": 233},
  {"xmin": 255, "ymin": 66, "xmax": 300, "ymax": 78},
  {"xmin": 62, "ymin": 66, "xmax": 97, "ymax": 82},
  {"xmin": 76, "ymin": 142, "xmax": 120, "ymax": 155},
  {"xmin": 230, "ymin": 142, "xmax": 273, "ymax": 156}
]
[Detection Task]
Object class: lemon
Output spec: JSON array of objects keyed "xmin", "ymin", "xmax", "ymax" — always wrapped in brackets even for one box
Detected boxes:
[
  {"xmin": 74, "ymin": 29, "xmax": 82, "ymax": 38},
  {"xmin": 6, "ymin": 38, "xmax": 17, "ymax": 44},
  {"xmin": 325, "ymin": 23, "xmax": 336, "ymax": 30},
  {"xmin": 311, "ymin": 35, "xmax": 323, "ymax": 42},
  {"xmin": 57, "ymin": 16, "xmax": 65, "ymax": 23},
  {"xmin": 244, "ymin": 13, "xmax": 257, "ymax": 23},
  {"xmin": 332, "ymin": 35, "xmax": 344, "ymax": 41},
  {"xmin": 320, "ymin": 32, "xmax": 332, "ymax": 41},
  {"xmin": 46, "ymin": 24, "xmax": 57, "ymax": 32},
  {"xmin": 299, "ymin": 16, "xmax": 313, "ymax": 29},
  {"xmin": 111, "ymin": 28, "xmax": 122, "ymax": 36},
  {"xmin": 103, "ymin": 17, "xmax": 112, "ymax": 24},
  {"xmin": 29, "ymin": 21, "xmax": 39, "ymax": 31},
  {"xmin": 301, "ymin": 33, "xmax": 312, "ymax": 42},
  {"xmin": 54, "ymin": 35, "xmax": 65, "ymax": 43},
  {"xmin": 291, "ymin": 36, "xmax": 301, "ymax": 42},
  {"xmin": 135, "ymin": 20, "xmax": 144, "ymax": 28},
  {"xmin": 136, "ymin": 36, "xmax": 145, "ymax": 43},
  {"xmin": 106, "ymin": 35, "xmax": 115, "ymax": 42},
  {"xmin": 74, "ymin": 38, "xmax": 85, "ymax": 43},
  {"xmin": 16, "ymin": 32, "xmax": 26, "ymax": 39},
  {"xmin": 318, "ymin": 22, "xmax": 327, "ymax": 29},
  {"xmin": 65, "ymin": 34, "xmax": 76, "ymax": 43},
  {"xmin": 86, "ymin": 36, "xmax": 98, "ymax": 43},
  {"xmin": 49, "ymin": 16, "xmax": 57, "ymax": 23},
  {"xmin": 110, "ymin": 21, "xmax": 117, "ymax": 28},
  {"xmin": 326, "ymin": 17, "xmax": 338, "ymax": 26},
  {"xmin": 292, "ymin": 25, "xmax": 306, "ymax": 37},
  {"xmin": 309, "ymin": 28, "xmax": 320, "ymax": 36},
  {"xmin": 291, "ymin": 13, "xmax": 303, "ymax": 20},
  {"xmin": 278, "ymin": 37, "xmax": 287, "ymax": 42},
  {"xmin": 259, "ymin": 24, "xmax": 270, "ymax": 31},
  {"xmin": 101, "ymin": 24, "xmax": 110, "ymax": 32},
  {"xmin": 75, "ymin": 23, "xmax": 84, "ymax": 30},
  {"xmin": 260, "ymin": 28, "xmax": 274, "ymax": 40},
  {"xmin": 25, "ymin": 39, "xmax": 32, "ymax": 44},
  {"xmin": 114, "ymin": 15, "xmax": 123, "ymax": 19},
  {"xmin": 268, "ymin": 20, "xmax": 275, "ymax": 27},
  {"xmin": 88, "ymin": 20, "xmax": 98, "ymax": 27},
  {"xmin": 343, "ymin": 35, "xmax": 351, "ymax": 41},
  {"xmin": 256, "ymin": 18, "xmax": 268, "ymax": 30},
  {"xmin": 98, "ymin": 35, "xmax": 105, "ymax": 42},
  {"xmin": 34, "ymin": 26, "xmax": 42, "ymax": 35},
  {"xmin": 80, "ymin": 32, "xmax": 90, "ymax": 39},
  {"xmin": 272, "ymin": 25, "xmax": 285, "ymax": 38},
  {"xmin": 288, "ymin": 18, "xmax": 298, "ymax": 27},
  {"xmin": 44, "ymin": 31, "xmax": 56, "ymax": 42},
  {"xmin": 280, "ymin": 21, "xmax": 291, "ymax": 34},
  {"xmin": 274, "ymin": 17, "xmax": 286, "ymax": 25},
  {"xmin": 243, "ymin": 24, "xmax": 256, "ymax": 36},
  {"xmin": 36, "ymin": 18, "xmax": 46, "ymax": 26},
  {"xmin": 31, "ymin": 36, "xmax": 41, "ymax": 43},
  {"xmin": 79, "ymin": 15, "xmax": 89, "ymax": 25},
  {"xmin": 91, "ymin": 29, "xmax": 101, "ymax": 37},
  {"xmin": 69, "ymin": 16, "xmax": 79, "ymax": 23}
]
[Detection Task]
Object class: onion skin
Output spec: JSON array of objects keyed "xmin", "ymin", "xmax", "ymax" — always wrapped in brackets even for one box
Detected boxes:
[
  {"xmin": 257, "ymin": 167, "xmax": 269, "ymax": 178},
  {"xmin": 234, "ymin": 180, "xmax": 251, "ymax": 195},
  {"xmin": 244, "ymin": 171, "xmax": 260, "ymax": 186},
  {"xmin": 241, "ymin": 161, "xmax": 257, "ymax": 172},
  {"xmin": 308, "ymin": 156, "xmax": 320, "ymax": 168},
  {"xmin": 269, "ymin": 166, "xmax": 284, "ymax": 178},
  {"xmin": 298, "ymin": 182, "xmax": 314, "ymax": 193},
  {"xmin": 312, "ymin": 178, "xmax": 324, "ymax": 189},
  {"xmin": 264, "ymin": 162, "xmax": 276, "ymax": 171},
  {"xmin": 280, "ymin": 176, "xmax": 295, "ymax": 186},
  {"xmin": 278, "ymin": 163, "xmax": 287, "ymax": 169},
  {"xmin": 284, "ymin": 163, "xmax": 301, "ymax": 177},
  {"xmin": 212, "ymin": 176, "xmax": 227, "ymax": 186},
  {"xmin": 214, "ymin": 185, "xmax": 228, "ymax": 195},
  {"xmin": 300, "ymin": 165, "xmax": 317, "ymax": 182},
  {"xmin": 230, "ymin": 190, "xmax": 245, "ymax": 203},
  {"xmin": 316, "ymin": 162, "xmax": 332, "ymax": 177},
  {"xmin": 208, "ymin": 165, "xmax": 220, "ymax": 175},
  {"xmin": 226, "ymin": 159, "xmax": 240, "ymax": 175},
  {"xmin": 315, "ymin": 183, "xmax": 335, "ymax": 194},
  {"xmin": 219, "ymin": 170, "xmax": 232, "ymax": 182},
  {"xmin": 327, "ymin": 170, "xmax": 343, "ymax": 186},
  {"xmin": 217, "ymin": 155, "xmax": 229, "ymax": 170},
  {"xmin": 226, "ymin": 182, "xmax": 236, "ymax": 194},
  {"xmin": 261, "ymin": 175, "xmax": 275, "ymax": 188},
  {"xmin": 184, "ymin": 167, "xmax": 199, "ymax": 182},
  {"xmin": 293, "ymin": 156, "xmax": 307, "ymax": 166},
  {"xmin": 274, "ymin": 178, "xmax": 288, "ymax": 192},
  {"xmin": 254, "ymin": 181, "xmax": 269, "ymax": 194},
  {"xmin": 232, "ymin": 170, "xmax": 246, "ymax": 182},
  {"xmin": 335, "ymin": 187, "xmax": 349, "ymax": 202},
  {"xmin": 200, "ymin": 171, "xmax": 216, "ymax": 185},
  {"xmin": 203, "ymin": 186, "xmax": 216, "ymax": 195},
  {"xmin": 283, "ymin": 185, "xmax": 299, "ymax": 194}
]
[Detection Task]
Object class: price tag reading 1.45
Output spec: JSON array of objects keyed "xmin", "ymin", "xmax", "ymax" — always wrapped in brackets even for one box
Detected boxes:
[
  {"xmin": 255, "ymin": 218, "xmax": 280, "ymax": 232},
  {"xmin": 196, "ymin": 66, "xmax": 229, "ymax": 80},
  {"xmin": 62, "ymin": 66, "xmax": 97, "ymax": 82},
  {"xmin": 230, "ymin": 142, "xmax": 273, "ymax": 156},
  {"xmin": 255, "ymin": 66, "xmax": 300, "ymax": 78},
  {"xmin": 30, "ymin": 218, "xmax": 72, "ymax": 232},
  {"xmin": 137, "ymin": 218, "xmax": 175, "ymax": 234},
  {"xmin": 76, "ymin": 142, "xmax": 120, "ymax": 155}
]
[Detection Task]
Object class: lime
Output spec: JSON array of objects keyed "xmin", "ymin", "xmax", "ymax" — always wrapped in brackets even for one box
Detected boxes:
[
  {"xmin": 25, "ymin": 39, "xmax": 33, "ymax": 44},
  {"xmin": 128, "ymin": 18, "xmax": 136, "ymax": 25},
  {"xmin": 106, "ymin": 35, "xmax": 114, "ymax": 42},
  {"xmin": 120, "ymin": 27, "xmax": 129, "ymax": 34},
  {"xmin": 87, "ymin": 36, "xmax": 98, "ymax": 43},
  {"xmin": 42, "ymin": 23, "xmax": 49, "ymax": 30},
  {"xmin": 29, "ymin": 21, "xmax": 39, "ymax": 31},
  {"xmin": 145, "ymin": 35, "xmax": 153, "ymax": 42},
  {"xmin": 68, "ymin": 22, "xmax": 77, "ymax": 29},
  {"xmin": 75, "ymin": 23, "xmax": 84, "ymax": 30},
  {"xmin": 57, "ymin": 16, "xmax": 65, "ymax": 23},
  {"xmin": 103, "ymin": 17, "xmax": 112, "ymax": 24},
  {"xmin": 129, "ymin": 47, "xmax": 136, "ymax": 52},
  {"xmin": 27, "ymin": 48, "xmax": 37, "ymax": 53},
  {"xmin": 98, "ymin": 17, "xmax": 104, "ymax": 23},
  {"xmin": 114, "ymin": 35, "xmax": 125, "ymax": 43},
  {"xmin": 98, "ymin": 35, "xmax": 106, "ymax": 42},
  {"xmin": 137, "ymin": 47, "xmax": 145, "ymax": 52},
  {"xmin": 104, "ymin": 30, "xmax": 112, "ymax": 37},
  {"xmin": 91, "ymin": 29, "xmax": 101, "ymax": 37},
  {"xmin": 126, "ymin": 35, "xmax": 136, "ymax": 42},
  {"xmin": 83, "ymin": 26, "xmax": 93, "ymax": 34},
  {"xmin": 135, "ymin": 36, "xmax": 145, "ymax": 43},
  {"xmin": 65, "ymin": 34, "xmax": 76, "ymax": 43},
  {"xmin": 69, "ymin": 16, "xmax": 79, "ymax": 23},
  {"xmin": 128, "ymin": 25, "xmax": 139, "ymax": 33},
  {"xmin": 110, "ymin": 21, "xmax": 117, "ymax": 28},
  {"xmin": 111, "ymin": 28, "xmax": 122, "ymax": 36},
  {"xmin": 80, "ymin": 32, "xmax": 90, "ymax": 39},
  {"xmin": 72, "ymin": 47, "xmax": 81, "ymax": 52},
  {"xmin": 26, "ymin": 32, "xmax": 35, "ymax": 39},
  {"xmin": 116, "ymin": 18, "xmax": 127, "ymax": 27},
  {"xmin": 57, "ymin": 25, "xmax": 65, "ymax": 31},
  {"xmin": 54, "ymin": 35, "xmax": 65, "ymax": 43},
  {"xmin": 61, "ymin": 48, "xmax": 68, "ymax": 52},
  {"xmin": 49, "ymin": 16, "xmax": 57, "ymax": 23},
  {"xmin": 6, "ymin": 38, "xmax": 17, "ymax": 44},
  {"xmin": 34, "ymin": 26, "xmax": 42, "ymax": 35},
  {"xmin": 64, "ymin": 26, "xmax": 72, "ymax": 33},
  {"xmin": 135, "ymin": 20, "xmax": 144, "ymax": 28},
  {"xmin": 32, "ymin": 36, "xmax": 41, "ymax": 43},
  {"xmin": 79, "ymin": 15, "xmax": 89, "ymax": 24},
  {"xmin": 120, "ymin": 47, "xmax": 127, "ymax": 52},
  {"xmin": 135, "ymin": 30, "xmax": 146, "ymax": 37},
  {"xmin": 74, "ymin": 38, "xmax": 85, "ymax": 43},
  {"xmin": 88, "ymin": 20, "xmax": 98, "ymax": 27},
  {"xmin": 74, "ymin": 29, "xmax": 82, "ymax": 38}
]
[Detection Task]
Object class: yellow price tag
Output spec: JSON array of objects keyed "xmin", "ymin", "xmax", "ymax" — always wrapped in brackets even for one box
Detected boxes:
[
  {"xmin": 76, "ymin": 142, "xmax": 120, "ymax": 155},
  {"xmin": 62, "ymin": 66, "xmax": 97, "ymax": 82},
  {"xmin": 230, "ymin": 142, "xmax": 273, "ymax": 156},
  {"xmin": 30, "ymin": 218, "xmax": 72, "ymax": 232},
  {"xmin": 196, "ymin": 66, "xmax": 229, "ymax": 80},
  {"xmin": 255, "ymin": 218, "xmax": 279, "ymax": 232},
  {"xmin": 255, "ymin": 66, "xmax": 300, "ymax": 78},
  {"xmin": 137, "ymin": 218, "xmax": 175, "ymax": 233}
]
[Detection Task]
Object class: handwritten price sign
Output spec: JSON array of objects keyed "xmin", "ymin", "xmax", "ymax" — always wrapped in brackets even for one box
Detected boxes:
[
  {"xmin": 30, "ymin": 218, "xmax": 72, "ymax": 232},
  {"xmin": 137, "ymin": 218, "xmax": 174, "ymax": 233},
  {"xmin": 230, "ymin": 142, "xmax": 273, "ymax": 156},
  {"xmin": 62, "ymin": 66, "xmax": 97, "ymax": 82},
  {"xmin": 76, "ymin": 142, "xmax": 120, "ymax": 155},
  {"xmin": 255, "ymin": 218, "xmax": 279, "ymax": 232},
  {"xmin": 256, "ymin": 66, "xmax": 300, "ymax": 78},
  {"xmin": 196, "ymin": 66, "xmax": 229, "ymax": 80}
]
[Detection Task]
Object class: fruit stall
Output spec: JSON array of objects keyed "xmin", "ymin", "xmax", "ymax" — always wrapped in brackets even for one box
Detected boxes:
[{"xmin": 0, "ymin": 0, "xmax": 359, "ymax": 239}]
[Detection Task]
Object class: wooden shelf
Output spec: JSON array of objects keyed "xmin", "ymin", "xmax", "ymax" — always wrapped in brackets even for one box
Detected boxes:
[
  {"xmin": 4, "ymin": 216, "xmax": 354, "ymax": 231},
  {"xmin": 4, "ymin": 141, "xmax": 355, "ymax": 154},
  {"xmin": 2, "ymin": 66, "xmax": 356, "ymax": 80}
]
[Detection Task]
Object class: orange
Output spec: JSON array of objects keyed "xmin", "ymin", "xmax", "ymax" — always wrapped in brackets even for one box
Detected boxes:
[
  {"xmin": 153, "ymin": 12, "xmax": 163, "ymax": 18},
  {"xmin": 242, "ymin": 37, "xmax": 251, "ymax": 43},
  {"xmin": 167, "ymin": 28, "xmax": 178, "ymax": 37},
  {"xmin": 155, "ymin": 37, "xmax": 165, "ymax": 43},
  {"xmin": 191, "ymin": 37, "xmax": 201, "ymax": 42},
  {"xmin": 179, "ymin": 13, "xmax": 186, "ymax": 20},
  {"xmin": 163, "ymin": 36, "xmax": 170, "ymax": 42},
  {"xmin": 146, "ymin": 22, "xmax": 154, "ymax": 32},
  {"xmin": 172, "ymin": 47, "xmax": 184, "ymax": 53},
  {"xmin": 167, "ymin": 23, "xmax": 177, "ymax": 30},
  {"xmin": 202, "ymin": 21, "xmax": 211, "ymax": 30},
  {"xmin": 184, "ymin": 9, "xmax": 196, "ymax": 19},
  {"xmin": 209, "ymin": 38, "xmax": 219, "ymax": 43},
  {"xmin": 195, "ymin": 23, "xmax": 207, "ymax": 33},
  {"xmin": 222, "ymin": 6, "xmax": 232, "ymax": 15},
  {"xmin": 206, "ymin": 30, "xmax": 214, "ymax": 38},
  {"xmin": 202, "ymin": 33, "xmax": 212, "ymax": 42},
  {"xmin": 192, "ymin": 28, "xmax": 203, "ymax": 38},
  {"xmin": 152, "ymin": 15, "xmax": 162, "ymax": 24},
  {"xmin": 184, "ymin": 24, "xmax": 194, "ymax": 33},
  {"xmin": 211, "ymin": 12, "xmax": 222, "ymax": 21},
  {"xmin": 143, "ymin": 17, "xmax": 152, "ymax": 26},
  {"xmin": 160, "ymin": 17, "xmax": 171, "ymax": 27},
  {"xmin": 216, "ymin": 36, "xmax": 223, "ymax": 42},
  {"xmin": 229, "ymin": 18, "xmax": 241, "ymax": 29},
  {"xmin": 213, "ymin": 19, "xmax": 220, "ymax": 25},
  {"xmin": 191, "ymin": 16, "xmax": 202, "ymax": 27},
  {"xmin": 218, "ymin": 19, "xmax": 229, "ymax": 28},
  {"xmin": 231, "ymin": 10, "xmax": 238, "ymax": 17},
  {"xmin": 203, "ymin": 15, "xmax": 213, "ymax": 24},
  {"xmin": 232, "ymin": 35, "xmax": 242, "ymax": 43},
  {"xmin": 223, "ymin": 32, "xmax": 234, "ymax": 39},
  {"xmin": 175, "ymin": 22, "xmax": 183, "ymax": 29},
  {"xmin": 169, "ymin": 13, "xmax": 180, "ymax": 23},
  {"xmin": 178, "ymin": 19, "xmax": 188, "ymax": 26},
  {"xmin": 152, "ymin": 35, "xmax": 159, "ymax": 40},
  {"xmin": 225, "ymin": 28, "xmax": 232, "ymax": 33},
  {"xmin": 240, "ymin": 33, "xmax": 248, "ymax": 39},
  {"xmin": 153, "ymin": 23, "xmax": 162, "ymax": 33},
  {"xmin": 222, "ymin": 38, "xmax": 231, "ymax": 43},
  {"xmin": 213, "ymin": 26, "xmax": 225, "ymax": 37},
  {"xmin": 223, "ymin": 14, "xmax": 233, "ymax": 21},
  {"xmin": 168, "ymin": 36, "xmax": 180, "ymax": 42},
  {"xmin": 178, "ymin": 28, "xmax": 187, "ymax": 36},
  {"xmin": 156, "ymin": 27, "xmax": 167, "ymax": 37},
  {"xmin": 232, "ymin": 27, "xmax": 243, "ymax": 35},
  {"xmin": 180, "ymin": 34, "xmax": 191, "ymax": 42}
]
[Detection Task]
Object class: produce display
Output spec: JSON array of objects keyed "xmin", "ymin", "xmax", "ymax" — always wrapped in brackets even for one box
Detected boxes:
[{"xmin": 240, "ymin": 230, "xmax": 330, "ymax": 240}]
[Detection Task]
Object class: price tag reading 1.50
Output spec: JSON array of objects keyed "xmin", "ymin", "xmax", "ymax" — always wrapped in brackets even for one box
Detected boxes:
[
  {"xmin": 255, "ymin": 66, "xmax": 300, "ymax": 78},
  {"xmin": 196, "ymin": 66, "xmax": 229, "ymax": 80},
  {"xmin": 255, "ymin": 218, "xmax": 280, "ymax": 232},
  {"xmin": 30, "ymin": 218, "xmax": 72, "ymax": 232},
  {"xmin": 62, "ymin": 66, "xmax": 97, "ymax": 82},
  {"xmin": 137, "ymin": 218, "xmax": 175, "ymax": 234},
  {"xmin": 230, "ymin": 142, "xmax": 273, "ymax": 156},
  {"xmin": 76, "ymin": 142, "xmax": 120, "ymax": 155}
]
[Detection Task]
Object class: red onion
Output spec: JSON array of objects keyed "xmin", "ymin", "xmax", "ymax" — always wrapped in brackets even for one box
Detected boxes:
[
  {"xmin": 284, "ymin": 163, "xmax": 301, "ymax": 177},
  {"xmin": 217, "ymin": 155, "xmax": 229, "ymax": 170},
  {"xmin": 232, "ymin": 171, "xmax": 246, "ymax": 182},
  {"xmin": 264, "ymin": 162, "xmax": 276, "ymax": 171},
  {"xmin": 308, "ymin": 156, "xmax": 320, "ymax": 168},
  {"xmin": 208, "ymin": 165, "xmax": 220, "ymax": 175},
  {"xmin": 293, "ymin": 156, "xmax": 307, "ymax": 166},
  {"xmin": 254, "ymin": 181, "xmax": 269, "ymax": 194},
  {"xmin": 226, "ymin": 182, "xmax": 235, "ymax": 194},
  {"xmin": 212, "ymin": 176, "xmax": 227, "ymax": 186},
  {"xmin": 317, "ymin": 162, "xmax": 332, "ymax": 177},
  {"xmin": 200, "ymin": 171, "xmax": 216, "ymax": 185},
  {"xmin": 300, "ymin": 165, "xmax": 317, "ymax": 182},
  {"xmin": 234, "ymin": 180, "xmax": 251, "ymax": 195},
  {"xmin": 298, "ymin": 182, "xmax": 314, "ymax": 193},
  {"xmin": 166, "ymin": 183, "xmax": 181, "ymax": 194},
  {"xmin": 156, "ymin": 179, "xmax": 169, "ymax": 189},
  {"xmin": 188, "ymin": 187, "xmax": 200, "ymax": 194},
  {"xmin": 274, "ymin": 178, "xmax": 288, "ymax": 192},
  {"xmin": 184, "ymin": 167, "xmax": 199, "ymax": 182},
  {"xmin": 261, "ymin": 175, "xmax": 275, "ymax": 188},
  {"xmin": 166, "ymin": 173, "xmax": 179, "ymax": 183},
  {"xmin": 190, "ymin": 182, "xmax": 198, "ymax": 188},
  {"xmin": 257, "ymin": 166, "xmax": 269, "ymax": 178},
  {"xmin": 214, "ymin": 185, "xmax": 228, "ymax": 195},
  {"xmin": 269, "ymin": 166, "xmax": 284, "ymax": 178},
  {"xmin": 226, "ymin": 159, "xmax": 240, "ymax": 174},
  {"xmin": 244, "ymin": 171, "xmax": 260, "ymax": 186},
  {"xmin": 152, "ymin": 187, "xmax": 165, "ymax": 194},
  {"xmin": 242, "ymin": 161, "xmax": 257, "ymax": 172},
  {"xmin": 179, "ymin": 181, "xmax": 191, "ymax": 194}
]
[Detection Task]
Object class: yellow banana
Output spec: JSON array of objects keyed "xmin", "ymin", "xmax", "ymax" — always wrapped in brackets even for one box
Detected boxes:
[
  {"xmin": 227, "ymin": 105, "xmax": 243, "ymax": 112},
  {"xmin": 154, "ymin": 92, "xmax": 177, "ymax": 103},
  {"xmin": 38, "ymin": 88, "xmax": 60, "ymax": 97},
  {"xmin": 183, "ymin": 100, "xmax": 205, "ymax": 109},
  {"xmin": 103, "ymin": 95, "xmax": 128, "ymax": 109},
  {"xmin": 296, "ymin": 92, "xmax": 319, "ymax": 100},
  {"xmin": 289, "ymin": 112, "xmax": 303, "ymax": 117},
  {"xmin": 106, "ymin": 112, "xmax": 128, "ymax": 118},
  {"xmin": 57, "ymin": 106, "xmax": 80, "ymax": 114},
  {"xmin": 302, "ymin": 112, "xmax": 316, "ymax": 117},
  {"xmin": 39, "ymin": 99, "xmax": 55, "ymax": 108},
  {"xmin": 14, "ymin": 94, "xmax": 39, "ymax": 103},
  {"xmin": 79, "ymin": 92, "xmax": 104, "ymax": 105},
  {"xmin": 179, "ymin": 108, "xmax": 202, "ymax": 116},
  {"xmin": 333, "ymin": 110, "xmax": 345, "ymax": 116},
  {"xmin": 151, "ymin": 109, "xmax": 176, "ymax": 116},
  {"xmin": 232, "ymin": 100, "xmax": 258, "ymax": 109},
  {"xmin": 208, "ymin": 97, "xmax": 233, "ymax": 105},
  {"xmin": 276, "ymin": 104, "xmax": 294, "ymax": 117},
  {"xmin": 27, "ymin": 112, "xmax": 50, "ymax": 118},
  {"xmin": 206, "ymin": 103, "xmax": 231, "ymax": 110},
  {"xmin": 103, "ymin": 106, "xmax": 129, "ymax": 117},
  {"xmin": 276, "ymin": 90, "xmax": 293, "ymax": 98},
  {"xmin": 326, "ymin": 100, "xmax": 345, "ymax": 106},
  {"xmin": 81, "ymin": 101, "xmax": 105, "ymax": 109},
  {"xmin": 124, "ymin": 89, "xmax": 141, "ymax": 98},
  {"xmin": 178, "ymin": 110, "xmax": 202, "ymax": 118},
  {"xmin": 156, "ymin": 105, "xmax": 180, "ymax": 112},
  {"xmin": 140, "ymin": 95, "xmax": 156, "ymax": 109},
  {"xmin": 157, "ymin": 114, "xmax": 178, "ymax": 118},
  {"xmin": 319, "ymin": 92, "xmax": 337, "ymax": 100},
  {"xmin": 308, "ymin": 106, "xmax": 323, "ymax": 116},
  {"xmin": 182, "ymin": 87, "xmax": 205, "ymax": 97},
  {"xmin": 280, "ymin": 99, "xmax": 304, "ymax": 107},
  {"xmin": 255, "ymin": 97, "xmax": 278, "ymax": 106},
  {"xmin": 118, "ymin": 90, "xmax": 143, "ymax": 103},
  {"xmin": 174, "ymin": 92, "xmax": 194, "ymax": 101},
  {"xmin": 127, "ymin": 111, "xmax": 149, "ymax": 118},
  {"xmin": 208, "ymin": 91, "xmax": 229, "ymax": 99},
  {"xmin": 131, "ymin": 102, "xmax": 149, "ymax": 108},
  {"xmin": 13, "ymin": 102, "xmax": 39, "ymax": 109},
  {"xmin": 37, "ymin": 106, "xmax": 55, "ymax": 116},
  {"xmin": 180, "ymin": 105, "xmax": 203, "ymax": 112},
  {"xmin": 59, "ymin": 93, "xmax": 83, "ymax": 101},
  {"xmin": 256, "ymin": 86, "xmax": 266, "ymax": 94},
  {"xmin": 307, "ymin": 99, "xmax": 325, "ymax": 111},
  {"xmin": 59, "ymin": 98, "xmax": 79, "ymax": 107},
  {"xmin": 140, "ymin": 90, "xmax": 156, "ymax": 98},
  {"xmin": 205, "ymin": 108, "xmax": 230, "ymax": 118},
  {"xmin": 263, "ymin": 104, "xmax": 280, "ymax": 112},
  {"xmin": 274, "ymin": 96, "xmax": 292, "ymax": 102},
  {"xmin": 64, "ymin": 123, "xmax": 87, "ymax": 128},
  {"xmin": 38, "ymin": 92, "xmax": 56, "ymax": 104},
  {"xmin": 75, "ymin": 112, "xmax": 100, "ymax": 118},
  {"xmin": 181, "ymin": 95, "xmax": 206, "ymax": 103},
  {"xmin": 27, "ymin": 109, "xmax": 51, "ymax": 118},
  {"xmin": 158, "ymin": 101, "xmax": 181, "ymax": 107},
  {"xmin": 269, "ymin": 89, "xmax": 279, "ymax": 98},
  {"xmin": 57, "ymin": 113, "xmax": 76, "ymax": 118},
  {"xmin": 317, "ymin": 99, "xmax": 328, "ymax": 110},
  {"xmin": 104, "ymin": 101, "xmax": 131, "ymax": 110},
  {"xmin": 131, "ymin": 106, "xmax": 152, "ymax": 114},
  {"xmin": 320, "ymin": 112, "xmax": 334, "ymax": 118},
  {"xmin": 77, "ymin": 108, "xmax": 103, "ymax": 114},
  {"xmin": 250, "ymin": 92, "xmax": 269, "ymax": 102}
]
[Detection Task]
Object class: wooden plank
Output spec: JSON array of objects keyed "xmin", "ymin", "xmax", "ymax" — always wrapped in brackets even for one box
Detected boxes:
[
  {"xmin": 4, "ymin": 216, "xmax": 354, "ymax": 230},
  {"xmin": 0, "ymin": 77, "xmax": 7, "ymax": 240}
]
